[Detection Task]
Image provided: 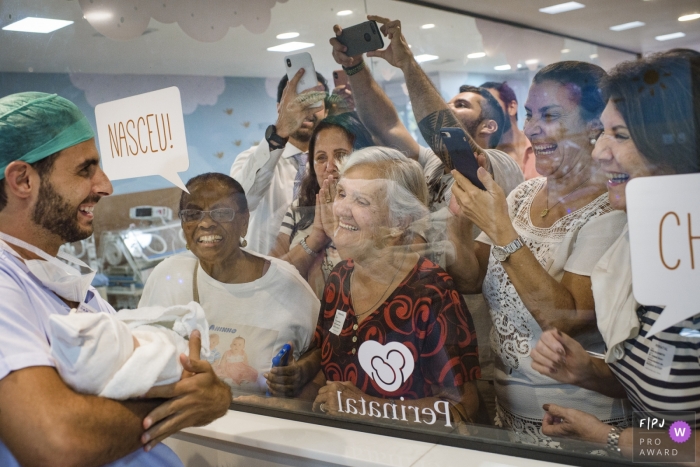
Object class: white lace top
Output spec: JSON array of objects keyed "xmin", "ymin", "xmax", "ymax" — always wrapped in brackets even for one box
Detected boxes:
[{"xmin": 476, "ymin": 178, "xmax": 631, "ymax": 445}]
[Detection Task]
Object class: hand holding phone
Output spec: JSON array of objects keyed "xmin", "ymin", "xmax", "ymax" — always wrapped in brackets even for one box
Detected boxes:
[
  {"xmin": 336, "ymin": 20, "xmax": 384, "ymax": 57},
  {"xmin": 440, "ymin": 128, "xmax": 486, "ymax": 191},
  {"xmin": 284, "ymin": 52, "xmax": 323, "ymax": 108},
  {"xmin": 266, "ymin": 343, "xmax": 292, "ymax": 396},
  {"xmin": 272, "ymin": 343, "xmax": 292, "ymax": 368}
]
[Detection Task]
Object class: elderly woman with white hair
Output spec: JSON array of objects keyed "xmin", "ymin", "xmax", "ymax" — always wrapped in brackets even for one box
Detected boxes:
[{"xmin": 309, "ymin": 147, "xmax": 483, "ymax": 426}]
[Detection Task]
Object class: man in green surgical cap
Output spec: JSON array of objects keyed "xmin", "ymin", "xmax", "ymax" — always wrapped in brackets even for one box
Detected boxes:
[{"xmin": 0, "ymin": 92, "xmax": 231, "ymax": 467}]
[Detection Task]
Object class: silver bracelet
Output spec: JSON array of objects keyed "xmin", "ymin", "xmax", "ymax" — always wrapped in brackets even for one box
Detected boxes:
[
  {"xmin": 607, "ymin": 425, "xmax": 622, "ymax": 454},
  {"xmin": 300, "ymin": 236, "xmax": 318, "ymax": 257}
]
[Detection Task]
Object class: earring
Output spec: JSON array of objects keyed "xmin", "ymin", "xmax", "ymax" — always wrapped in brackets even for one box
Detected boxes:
[
  {"xmin": 240, "ymin": 238, "xmax": 248, "ymax": 248},
  {"xmin": 590, "ymin": 138, "xmax": 597, "ymax": 145},
  {"xmin": 186, "ymin": 244, "xmax": 190, "ymax": 250}
]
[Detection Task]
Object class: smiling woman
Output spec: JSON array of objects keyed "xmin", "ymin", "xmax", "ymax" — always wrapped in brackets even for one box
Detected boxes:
[
  {"xmin": 447, "ymin": 61, "xmax": 633, "ymax": 447},
  {"xmin": 139, "ymin": 172, "xmax": 320, "ymax": 397},
  {"xmin": 305, "ymin": 147, "xmax": 485, "ymax": 427}
]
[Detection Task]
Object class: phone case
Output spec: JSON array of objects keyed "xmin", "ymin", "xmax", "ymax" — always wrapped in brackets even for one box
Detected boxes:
[
  {"xmin": 338, "ymin": 21, "xmax": 384, "ymax": 57},
  {"xmin": 440, "ymin": 128, "xmax": 486, "ymax": 190},
  {"xmin": 333, "ymin": 69, "xmax": 349, "ymax": 88},
  {"xmin": 284, "ymin": 52, "xmax": 323, "ymax": 107},
  {"xmin": 271, "ymin": 343, "xmax": 292, "ymax": 367}
]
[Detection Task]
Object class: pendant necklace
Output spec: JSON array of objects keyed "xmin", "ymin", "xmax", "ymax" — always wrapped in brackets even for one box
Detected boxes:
[{"xmin": 541, "ymin": 177, "xmax": 591, "ymax": 218}]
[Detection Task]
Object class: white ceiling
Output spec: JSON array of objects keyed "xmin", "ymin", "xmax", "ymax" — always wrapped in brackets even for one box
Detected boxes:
[
  {"xmin": 0, "ymin": 0, "xmax": 697, "ymax": 80},
  {"xmin": 416, "ymin": 0, "xmax": 700, "ymax": 54}
]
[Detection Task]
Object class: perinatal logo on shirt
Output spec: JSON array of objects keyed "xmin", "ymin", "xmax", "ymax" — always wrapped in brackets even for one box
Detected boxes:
[{"xmin": 358, "ymin": 341, "xmax": 414, "ymax": 393}]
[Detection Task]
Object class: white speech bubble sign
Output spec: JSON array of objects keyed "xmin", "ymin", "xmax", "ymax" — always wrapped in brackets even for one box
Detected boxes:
[
  {"xmin": 627, "ymin": 173, "xmax": 700, "ymax": 337},
  {"xmin": 95, "ymin": 87, "xmax": 189, "ymax": 192}
]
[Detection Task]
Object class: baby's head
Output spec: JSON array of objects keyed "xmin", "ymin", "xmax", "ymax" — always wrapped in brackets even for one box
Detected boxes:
[
  {"xmin": 210, "ymin": 334, "xmax": 219, "ymax": 349},
  {"xmin": 231, "ymin": 336, "xmax": 245, "ymax": 351}
]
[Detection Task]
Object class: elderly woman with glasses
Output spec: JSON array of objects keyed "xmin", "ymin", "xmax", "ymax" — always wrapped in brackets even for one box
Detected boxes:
[{"xmin": 140, "ymin": 172, "xmax": 320, "ymax": 396}]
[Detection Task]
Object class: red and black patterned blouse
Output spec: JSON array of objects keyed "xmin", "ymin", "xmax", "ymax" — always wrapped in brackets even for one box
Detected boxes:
[{"xmin": 313, "ymin": 256, "xmax": 480, "ymax": 400}]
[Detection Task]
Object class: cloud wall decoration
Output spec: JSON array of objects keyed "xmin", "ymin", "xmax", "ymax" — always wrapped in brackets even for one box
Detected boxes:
[{"xmin": 79, "ymin": 0, "xmax": 288, "ymax": 42}]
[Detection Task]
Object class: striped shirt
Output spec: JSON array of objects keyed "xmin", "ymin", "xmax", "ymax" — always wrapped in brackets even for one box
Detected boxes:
[{"xmin": 609, "ymin": 306, "xmax": 700, "ymax": 424}]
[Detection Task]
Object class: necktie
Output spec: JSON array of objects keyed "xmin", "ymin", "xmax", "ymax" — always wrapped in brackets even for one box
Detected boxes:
[{"xmin": 292, "ymin": 152, "xmax": 308, "ymax": 200}]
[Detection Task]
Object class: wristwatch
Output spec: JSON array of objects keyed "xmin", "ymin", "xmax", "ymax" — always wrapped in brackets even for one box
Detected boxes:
[
  {"xmin": 492, "ymin": 236, "xmax": 524, "ymax": 262},
  {"xmin": 265, "ymin": 124, "xmax": 288, "ymax": 150}
]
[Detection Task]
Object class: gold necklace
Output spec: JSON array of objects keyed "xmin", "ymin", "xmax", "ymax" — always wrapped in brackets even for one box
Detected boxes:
[
  {"xmin": 541, "ymin": 177, "xmax": 591, "ymax": 218},
  {"xmin": 351, "ymin": 252, "xmax": 407, "ymax": 319}
]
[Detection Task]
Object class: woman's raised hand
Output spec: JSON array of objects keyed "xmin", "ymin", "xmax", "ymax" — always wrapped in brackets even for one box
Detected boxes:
[
  {"xmin": 450, "ymin": 167, "xmax": 516, "ymax": 246},
  {"xmin": 318, "ymin": 176, "xmax": 338, "ymax": 239},
  {"xmin": 531, "ymin": 329, "xmax": 594, "ymax": 386}
]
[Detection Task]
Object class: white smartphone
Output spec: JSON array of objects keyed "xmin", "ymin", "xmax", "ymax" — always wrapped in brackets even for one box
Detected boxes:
[{"xmin": 284, "ymin": 52, "xmax": 323, "ymax": 108}]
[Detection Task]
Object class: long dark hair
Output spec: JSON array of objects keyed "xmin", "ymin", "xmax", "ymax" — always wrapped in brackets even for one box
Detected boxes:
[
  {"xmin": 602, "ymin": 50, "xmax": 700, "ymax": 174},
  {"xmin": 294, "ymin": 112, "xmax": 373, "ymax": 232},
  {"xmin": 533, "ymin": 61, "xmax": 607, "ymax": 123}
]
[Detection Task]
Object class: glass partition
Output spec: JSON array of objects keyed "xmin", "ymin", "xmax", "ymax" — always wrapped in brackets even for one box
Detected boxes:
[{"xmin": 1, "ymin": 1, "xmax": 697, "ymax": 466}]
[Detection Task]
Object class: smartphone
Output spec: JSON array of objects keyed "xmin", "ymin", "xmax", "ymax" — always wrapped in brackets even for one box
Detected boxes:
[
  {"xmin": 271, "ymin": 343, "xmax": 291, "ymax": 368},
  {"xmin": 333, "ymin": 69, "xmax": 349, "ymax": 88},
  {"xmin": 284, "ymin": 52, "xmax": 323, "ymax": 108},
  {"xmin": 266, "ymin": 343, "xmax": 292, "ymax": 396},
  {"xmin": 440, "ymin": 128, "xmax": 486, "ymax": 190},
  {"xmin": 337, "ymin": 20, "xmax": 384, "ymax": 57}
]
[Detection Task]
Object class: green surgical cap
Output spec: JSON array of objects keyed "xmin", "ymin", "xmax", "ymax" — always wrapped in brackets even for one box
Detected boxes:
[{"xmin": 0, "ymin": 92, "xmax": 95, "ymax": 180}]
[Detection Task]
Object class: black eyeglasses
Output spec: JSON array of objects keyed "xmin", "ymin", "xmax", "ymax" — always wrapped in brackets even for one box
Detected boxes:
[{"xmin": 179, "ymin": 208, "xmax": 237, "ymax": 223}]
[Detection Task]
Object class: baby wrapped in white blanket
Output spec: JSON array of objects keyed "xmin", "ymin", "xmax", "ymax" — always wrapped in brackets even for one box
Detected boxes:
[{"xmin": 48, "ymin": 302, "xmax": 210, "ymax": 400}]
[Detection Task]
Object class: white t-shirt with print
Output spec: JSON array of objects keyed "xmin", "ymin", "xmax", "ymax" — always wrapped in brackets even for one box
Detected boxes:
[{"xmin": 139, "ymin": 251, "xmax": 320, "ymax": 394}]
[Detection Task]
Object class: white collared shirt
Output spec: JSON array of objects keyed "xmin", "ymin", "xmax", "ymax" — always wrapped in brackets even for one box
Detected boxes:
[{"xmin": 230, "ymin": 141, "xmax": 306, "ymax": 255}]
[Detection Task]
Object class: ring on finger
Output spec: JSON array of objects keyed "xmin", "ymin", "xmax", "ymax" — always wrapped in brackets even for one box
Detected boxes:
[{"xmin": 319, "ymin": 403, "xmax": 327, "ymax": 413}]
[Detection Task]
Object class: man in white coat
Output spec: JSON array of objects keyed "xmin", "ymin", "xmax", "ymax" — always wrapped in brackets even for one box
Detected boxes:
[{"xmin": 230, "ymin": 70, "xmax": 328, "ymax": 255}]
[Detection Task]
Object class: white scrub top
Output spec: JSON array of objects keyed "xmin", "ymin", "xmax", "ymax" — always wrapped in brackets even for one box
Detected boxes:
[{"xmin": 0, "ymin": 247, "xmax": 183, "ymax": 467}]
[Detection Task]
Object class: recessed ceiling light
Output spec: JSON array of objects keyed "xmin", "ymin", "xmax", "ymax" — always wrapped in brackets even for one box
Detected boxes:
[
  {"xmin": 589, "ymin": 53, "xmax": 598, "ymax": 59},
  {"xmin": 421, "ymin": 23, "xmax": 435, "ymax": 29},
  {"xmin": 494, "ymin": 64, "xmax": 512, "ymax": 71},
  {"xmin": 467, "ymin": 52, "xmax": 486, "ymax": 59},
  {"xmin": 276, "ymin": 32, "xmax": 299, "ymax": 40},
  {"xmin": 2, "ymin": 17, "xmax": 73, "ymax": 33},
  {"xmin": 609, "ymin": 21, "xmax": 645, "ymax": 31},
  {"xmin": 337, "ymin": 10, "xmax": 353, "ymax": 16},
  {"xmin": 678, "ymin": 13, "xmax": 700, "ymax": 22},
  {"xmin": 525, "ymin": 59, "xmax": 539, "ymax": 65},
  {"xmin": 655, "ymin": 32, "xmax": 686, "ymax": 41},
  {"xmin": 415, "ymin": 54, "xmax": 439, "ymax": 63},
  {"xmin": 267, "ymin": 42, "xmax": 315, "ymax": 52},
  {"xmin": 561, "ymin": 48, "xmax": 571, "ymax": 53},
  {"xmin": 539, "ymin": 2, "xmax": 585, "ymax": 14},
  {"xmin": 83, "ymin": 11, "xmax": 113, "ymax": 22}
]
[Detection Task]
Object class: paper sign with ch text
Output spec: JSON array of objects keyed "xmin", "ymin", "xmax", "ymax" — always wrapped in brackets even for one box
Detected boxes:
[
  {"xmin": 95, "ymin": 87, "xmax": 189, "ymax": 192},
  {"xmin": 627, "ymin": 173, "xmax": 700, "ymax": 337}
]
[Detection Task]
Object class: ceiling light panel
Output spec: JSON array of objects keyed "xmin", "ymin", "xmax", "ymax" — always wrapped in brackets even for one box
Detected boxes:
[
  {"xmin": 415, "ymin": 54, "xmax": 439, "ymax": 63},
  {"xmin": 2, "ymin": 17, "xmax": 74, "ymax": 33},
  {"xmin": 276, "ymin": 32, "xmax": 299, "ymax": 39},
  {"xmin": 467, "ymin": 52, "xmax": 486, "ymax": 59},
  {"xmin": 655, "ymin": 32, "xmax": 686, "ymax": 41},
  {"xmin": 609, "ymin": 21, "xmax": 645, "ymax": 31},
  {"xmin": 494, "ymin": 64, "xmax": 512, "ymax": 70},
  {"xmin": 539, "ymin": 2, "xmax": 585, "ymax": 14},
  {"xmin": 267, "ymin": 42, "xmax": 315, "ymax": 52},
  {"xmin": 421, "ymin": 24, "xmax": 435, "ymax": 29},
  {"xmin": 336, "ymin": 10, "xmax": 353, "ymax": 16},
  {"xmin": 678, "ymin": 13, "xmax": 700, "ymax": 22}
]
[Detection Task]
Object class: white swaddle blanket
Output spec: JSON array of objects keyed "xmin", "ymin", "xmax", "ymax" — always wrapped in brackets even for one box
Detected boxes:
[{"xmin": 49, "ymin": 302, "xmax": 210, "ymax": 400}]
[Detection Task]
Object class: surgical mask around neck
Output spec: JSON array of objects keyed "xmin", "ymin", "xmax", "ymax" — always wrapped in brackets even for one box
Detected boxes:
[{"xmin": 0, "ymin": 232, "xmax": 96, "ymax": 303}]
